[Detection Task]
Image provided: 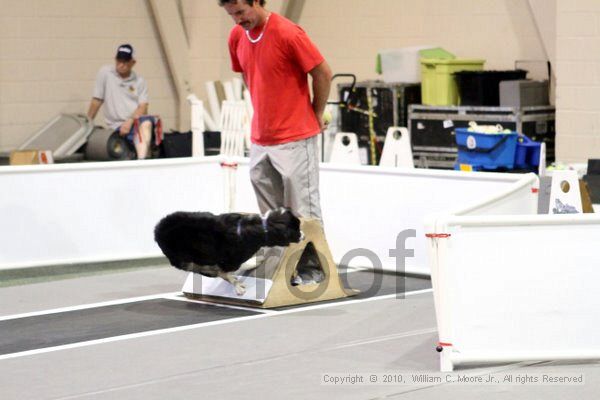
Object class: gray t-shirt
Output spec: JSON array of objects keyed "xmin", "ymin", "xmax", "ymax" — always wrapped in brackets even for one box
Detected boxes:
[{"xmin": 93, "ymin": 65, "xmax": 149, "ymax": 130}]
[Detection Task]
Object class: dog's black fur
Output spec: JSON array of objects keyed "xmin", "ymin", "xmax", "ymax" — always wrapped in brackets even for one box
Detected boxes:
[{"xmin": 154, "ymin": 208, "xmax": 302, "ymax": 281}]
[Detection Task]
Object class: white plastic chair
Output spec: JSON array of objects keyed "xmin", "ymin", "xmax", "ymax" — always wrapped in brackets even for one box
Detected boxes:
[
  {"xmin": 220, "ymin": 100, "xmax": 251, "ymax": 211},
  {"xmin": 186, "ymin": 94, "xmax": 206, "ymax": 157}
]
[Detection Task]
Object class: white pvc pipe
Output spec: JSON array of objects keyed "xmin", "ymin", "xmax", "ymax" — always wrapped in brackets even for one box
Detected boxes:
[
  {"xmin": 451, "ymin": 351, "xmax": 600, "ymax": 366},
  {"xmin": 244, "ymin": 89, "xmax": 253, "ymax": 118},
  {"xmin": 233, "ymin": 77, "xmax": 244, "ymax": 101},
  {"xmin": 206, "ymin": 81, "xmax": 221, "ymax": 129},
  {"xmin": 203, "ymin": 108, "xmax": 217, "ymax": 131},
  {"xmin": 223, "ymin": 80, "xmax": 235, "ymax": 101},
  {"xmin": 187, "ymin": 96, "xmax": 206, "ymax": 157},
  {"xmin": 444, "ymin": 213, "xmax": 600, "ymax": 227}
]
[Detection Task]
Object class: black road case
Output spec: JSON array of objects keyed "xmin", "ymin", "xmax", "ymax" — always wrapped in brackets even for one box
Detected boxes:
[{"xmin": 338, "ymin": 81, "xmax": 421, "ymax": 164}]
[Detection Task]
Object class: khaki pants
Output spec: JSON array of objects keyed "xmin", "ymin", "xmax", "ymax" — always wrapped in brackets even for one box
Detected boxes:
[{"xmin": 249, "ymin": 135, "xmax": 322, "ymax": 222}]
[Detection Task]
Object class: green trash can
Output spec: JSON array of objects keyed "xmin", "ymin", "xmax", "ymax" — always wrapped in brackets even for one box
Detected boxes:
[{"xmin": 420, "ymin": 57, "xmax": 485, "ymax": 106}]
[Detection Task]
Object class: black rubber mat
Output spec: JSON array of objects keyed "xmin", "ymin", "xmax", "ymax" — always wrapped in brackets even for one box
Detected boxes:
[
  {"xmin": 274, "ymin": 269, "xmax": 432, "ymax": 310},
  {"xmin": 0, "ymin": 299, "xmax": 260, "ymax": 356},
  {"xmin": 0, "ymin": 270, "xmax": 431, "ymax": 356},
  {"xmin": 345, "ymin": 270, "xmax": 431, "ymax": 299}
]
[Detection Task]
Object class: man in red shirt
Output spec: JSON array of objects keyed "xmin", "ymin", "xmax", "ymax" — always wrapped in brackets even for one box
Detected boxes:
[{"xmin": 219, "ymin": 0, "xmax": 332, "ymax": 222}]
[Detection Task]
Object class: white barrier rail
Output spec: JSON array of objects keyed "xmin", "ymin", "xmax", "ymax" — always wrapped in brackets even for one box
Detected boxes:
[
  {"xmin": 1, "ymin": 157, "xmax": 527, "ymax": 272},
  {"xmin": 232, "ymin": 158, "xmax": 529, "ymax": 275},
  {"xmin": 426, "ymin": 174, "xmax": 600, "ymax": 371},
  {"xmin": 0, "ymin": 157, "xmax": 225, "ymax": 269}
]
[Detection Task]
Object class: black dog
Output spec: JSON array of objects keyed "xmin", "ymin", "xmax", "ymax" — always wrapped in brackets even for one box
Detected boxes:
[{"xmin": 154, "ymin": 208, "xmax": 303, "ymax": 295}]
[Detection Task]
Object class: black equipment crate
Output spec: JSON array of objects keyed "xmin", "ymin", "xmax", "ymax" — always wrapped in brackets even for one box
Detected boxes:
[
  {"xmin": 408, "ymin": 105, "xmax": 555, "ymax": 169},
  {"xmin": 454, "ymin": 69, "xmax": 527, "ymax": 106},
  {"xmin": 203, "ymin": 131, "xmax": 221, "ymax": 156},
  {"xmin": 338, "ymin": 81, "xmax": 421, "ymax": 164},
  {"xmin": 161, "ymin": 131, "xmax": 221, "ymax": 158}
]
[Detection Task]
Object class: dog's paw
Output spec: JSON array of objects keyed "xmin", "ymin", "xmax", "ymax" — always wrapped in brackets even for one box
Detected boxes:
[{"xmin": 234, "ymin": 282, "xmax": 247, "ymax": 296}]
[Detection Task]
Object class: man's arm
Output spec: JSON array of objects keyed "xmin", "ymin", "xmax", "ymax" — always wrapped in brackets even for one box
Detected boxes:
[
  {"xmin": 132, "ymin": 103, "xmax": 149, "ymax": 119},
  {"xmin": 87, "ymin": 98, "xmax": 104, "ymax": 121},
  {"xmin": 309, "ymin": 60, "xmax": 333, "ymax": 131},
  {"xmin": 119, "ymin": 103, "xmax": 149, "ymax": 135}
]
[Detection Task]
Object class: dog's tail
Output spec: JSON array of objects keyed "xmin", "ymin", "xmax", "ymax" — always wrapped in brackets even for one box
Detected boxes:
[{"xmin": 154, "ymin": 211, "xmax": 216, "ymax": 268}]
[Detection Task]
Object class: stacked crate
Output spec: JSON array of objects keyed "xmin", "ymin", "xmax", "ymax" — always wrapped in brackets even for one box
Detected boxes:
[{"xmin": 408, "ymin": 105, "xmax": 556, "ymax": 169}]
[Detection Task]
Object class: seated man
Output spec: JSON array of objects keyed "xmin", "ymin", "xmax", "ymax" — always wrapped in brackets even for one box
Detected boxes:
[{"xmin": 87, "ymin": 44, "xmax": 154, "ymax": 159}]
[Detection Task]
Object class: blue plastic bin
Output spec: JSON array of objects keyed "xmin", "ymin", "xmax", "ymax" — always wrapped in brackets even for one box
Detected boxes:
[
  {"xmin": 455, "ymin": 128, "xmax": 518, "ymax": 170},
  {"xmin": 514, "ymin": 134, "xmax": 541, "ymax": 169}
]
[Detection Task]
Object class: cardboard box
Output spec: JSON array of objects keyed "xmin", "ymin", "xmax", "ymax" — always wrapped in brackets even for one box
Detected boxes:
[
  {"xmin": 9, "ymin": 150, "xmax": 54, "ymax": 165},
  {"xmin": 580, "ymin": 179, "xmax": 594, "ymax": 213}
]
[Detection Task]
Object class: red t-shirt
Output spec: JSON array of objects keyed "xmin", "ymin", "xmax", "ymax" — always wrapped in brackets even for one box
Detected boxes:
[{"xmin": 228, "ymin": 13, "xmax": 324, "ymax": 145}]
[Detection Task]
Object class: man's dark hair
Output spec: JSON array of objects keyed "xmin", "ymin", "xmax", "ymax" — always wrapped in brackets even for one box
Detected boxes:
[{"xmin": 218, "ymin": 0, "xmax": 266, "ymax": 6}]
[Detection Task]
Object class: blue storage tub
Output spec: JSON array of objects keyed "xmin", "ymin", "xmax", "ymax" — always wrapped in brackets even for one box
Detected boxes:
[
  {"xmin": 514, "ymin": 134, "xmax": 541, "ymax": 169},
  {"xmin": 455, "ymin": 128, "xmax": 518, "ymax": 170}
]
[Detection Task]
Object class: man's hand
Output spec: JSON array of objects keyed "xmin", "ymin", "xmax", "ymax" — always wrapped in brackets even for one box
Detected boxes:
[
  {"xmin": 119, "ymin": 118, "xmax": 134, "ymax": 136},
  {"xmin": 87, "ymin": 98, "xmax": 103, "ymax": 121},
  {"xmin": 316, "ymin": 114, "xmax": 327, "ymax": 132},
  {"xmin": 309, "ymin": 61, "xmax": 333, "ymax": 132},
  {"xmin": 317, "ymin": 109, "xmax": 333, "ymax": 131}
]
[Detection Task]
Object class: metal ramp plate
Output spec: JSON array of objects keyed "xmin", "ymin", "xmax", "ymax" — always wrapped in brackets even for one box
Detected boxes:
[{"xmin": 18, "ymin": 113, "xmax": 94, "ymax": 159}]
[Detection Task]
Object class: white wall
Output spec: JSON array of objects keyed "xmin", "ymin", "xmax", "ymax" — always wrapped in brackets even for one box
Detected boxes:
[
  {"xmin": 181, "ymin": 0, "xmax": 284, "ymax": 102},
  {"xmin": 2, "ymin": 0, "xmax": 599, "ymax": 163},
  {"xmin": 181, "ymin": 0, "xmax": 228, "ymax": 103},
  {"xmin": 555, "ymin": 0, "xmax": 600, "ymax": 163},
  {"xmin": 299, "ymin": 0, "xmax": 548, "ymax": 82},
  {"xmin": 0, "ymin": 0, "xmax": 177, "ymax": 152}
]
